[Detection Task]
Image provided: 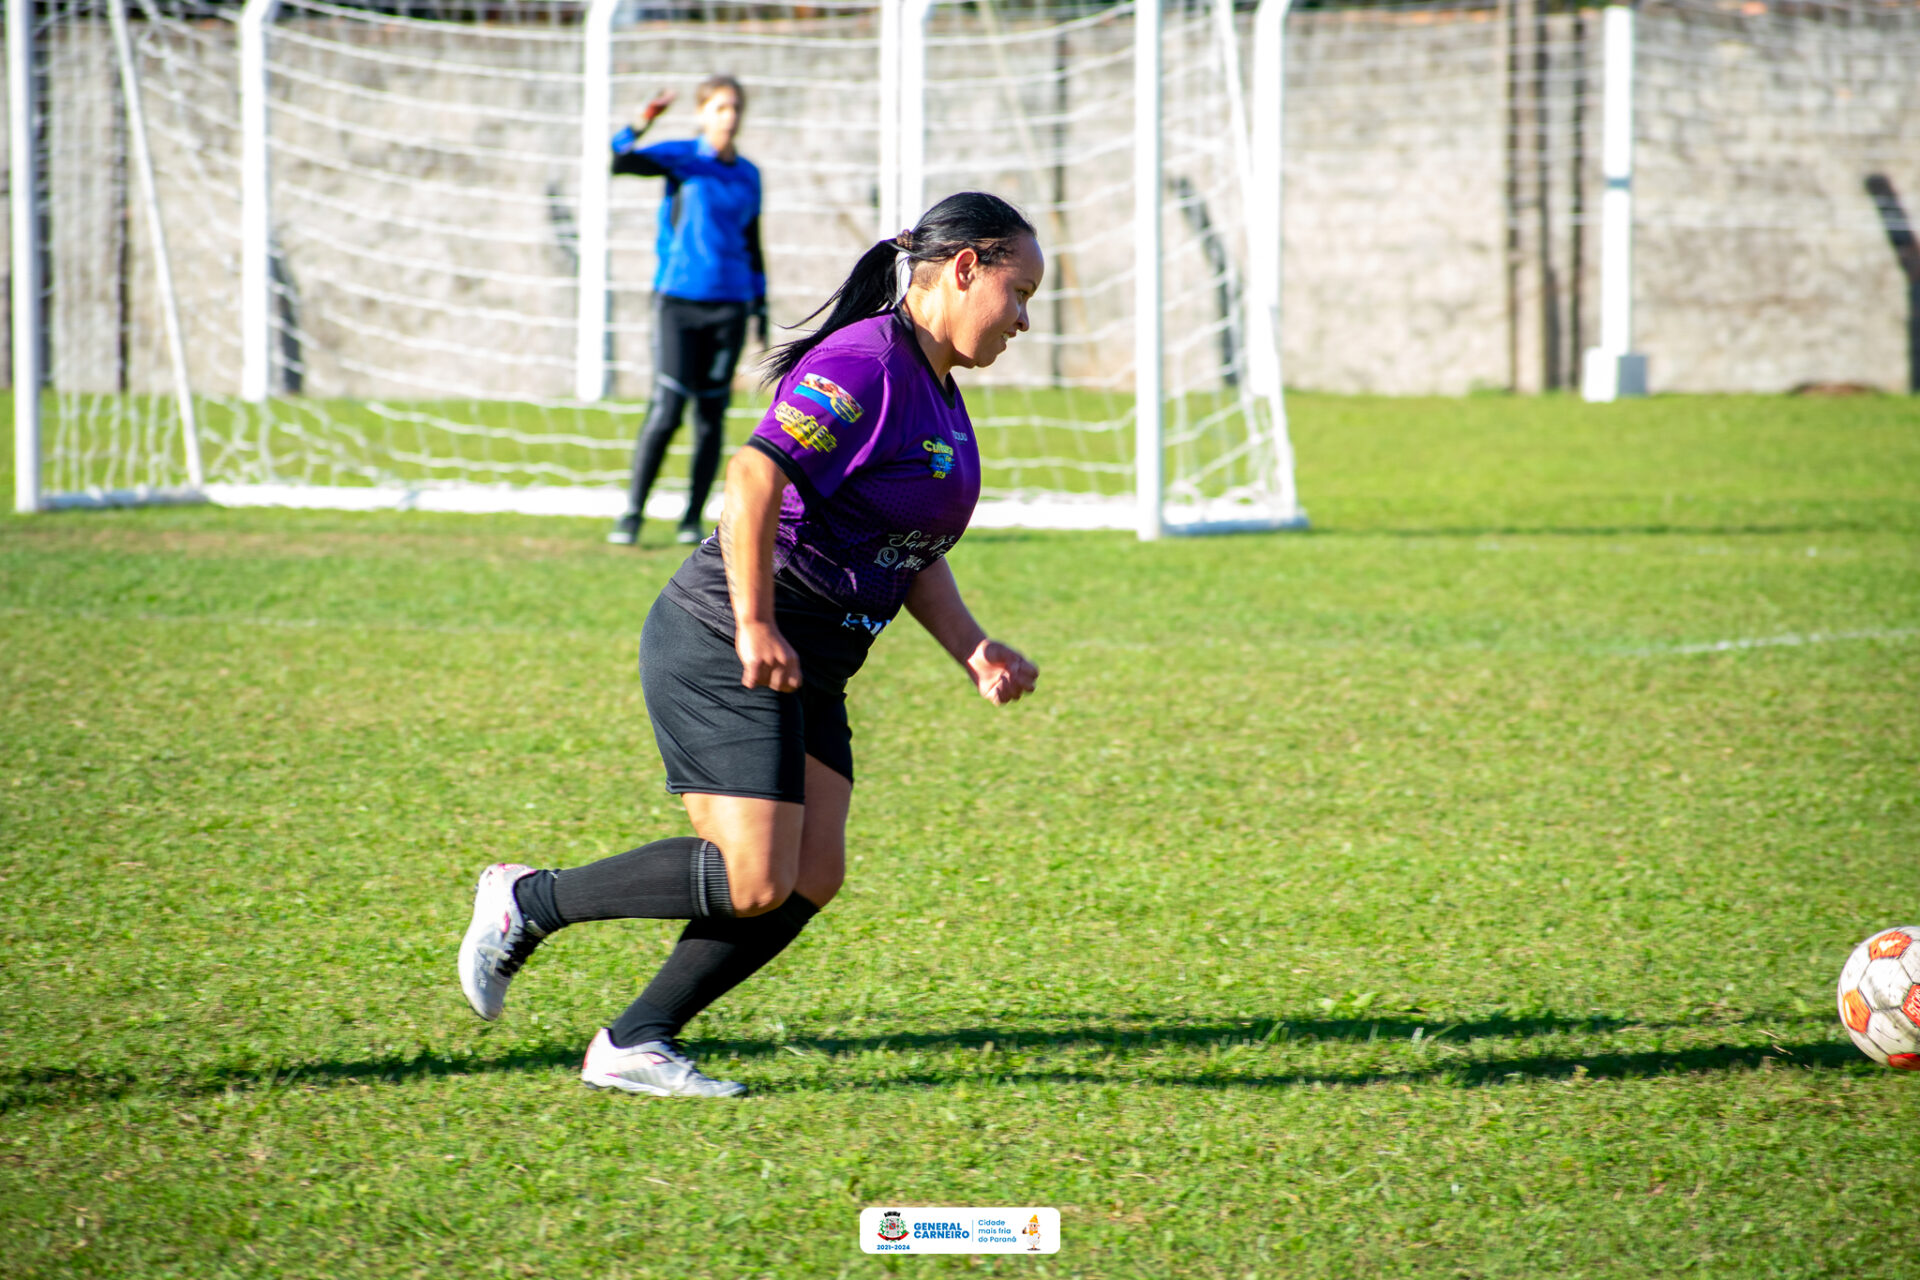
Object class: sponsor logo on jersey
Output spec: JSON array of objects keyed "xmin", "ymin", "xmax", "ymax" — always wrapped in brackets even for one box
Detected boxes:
[
  {"xmin": 842, "ymin": 612, "xmax": 888, "ymax": 636},
  {"xmin": 797, "ymin": 373, "xmax": 864, "ymax": 425},
  {"xmin": 886, "ymin": 529, "xmax": 959, "ymax": 556},
  {"xmin": 873, "ymin": 545, "xmax": 928, "ymax": 571},
  {"xmin": 775, "ymin": 401, "xmax": 838, "ymax": 452},
  {"xmin": 923, "ymin": 438, "xmax": 955, "ymax": 478}
]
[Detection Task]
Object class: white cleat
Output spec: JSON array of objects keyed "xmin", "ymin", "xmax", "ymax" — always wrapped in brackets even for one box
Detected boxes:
[
  {"xmin": 457, "ymin": 862, "xmax": 543, "ymax": 1021},
  {"xmin": 579, "ymin": 1029, "xmax": 747, "ymax": 1098}
]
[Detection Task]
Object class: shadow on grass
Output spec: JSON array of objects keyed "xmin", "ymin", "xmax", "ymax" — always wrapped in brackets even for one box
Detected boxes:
[
  {"xmin": 0, "ymin": 1042, "xmax": 586, "ymax": 1114},
  {"xmin": 700, "ymin": 1011, "xmax": 1696, "ymax": 1057},
  {"xmin": 2, "ymin": 1011, "xmax": 1860, "ymax": 1111},
  {"xmin": 812, "ymin": 1039, "xmax": 1865, "ymax": 1097}
]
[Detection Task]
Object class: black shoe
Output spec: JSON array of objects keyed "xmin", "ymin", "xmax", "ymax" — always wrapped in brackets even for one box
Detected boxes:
[
  {"xmin": 676, "ymin": 523, "xmax": 704, "ymax": 545},
  {"xmin": 607, "ymin": 514, "xmax": 640, "ymax": 546}
]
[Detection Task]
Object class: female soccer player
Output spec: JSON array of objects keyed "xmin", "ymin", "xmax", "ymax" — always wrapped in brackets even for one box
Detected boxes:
[
  {"xmin": 607, "ymin": 74, "xmax": 767, "ymax": 547},
  {"xmin": 459, "ymin": 192, "xmax": 1043, "ymax": 1097}
]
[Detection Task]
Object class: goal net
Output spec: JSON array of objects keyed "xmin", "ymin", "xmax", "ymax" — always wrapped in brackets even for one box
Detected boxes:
[{"xmin": 10, "ymin": 0, "xmax": 1304, "ymax": 536}]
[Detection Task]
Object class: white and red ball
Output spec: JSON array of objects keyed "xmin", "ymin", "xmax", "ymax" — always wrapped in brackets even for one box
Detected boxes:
[{"xmin": 1836, "ymin": 926, "xmax": 1920, "ymax": 1070}]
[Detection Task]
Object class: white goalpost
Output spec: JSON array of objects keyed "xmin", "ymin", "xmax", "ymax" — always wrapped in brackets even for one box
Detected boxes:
[
  {"xmin": 9, "ymin": 0, "xmax": 1307, "ymax": 539},
  {"xmin": 15, "ymin": 0, "xmax": 1920, "ymax": 520}
]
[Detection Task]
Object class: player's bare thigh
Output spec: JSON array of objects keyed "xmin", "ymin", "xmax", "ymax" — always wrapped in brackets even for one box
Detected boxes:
[
  {"xmin": 793, "ymin": 754, "xmax": 850, "ymax": 909},
  {"xmin": 679, "ymin": 754, "xmax": 849, "ymax": 915}
]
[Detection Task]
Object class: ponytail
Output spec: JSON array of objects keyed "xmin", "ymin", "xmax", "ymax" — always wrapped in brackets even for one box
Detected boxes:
[
  {"xmin": 761, "ymin": 238, "xmax": 901, "ymax": 383},
  {"xmin": 762, "ymin": 190, "xmax": 1037, "ymax": 384}
]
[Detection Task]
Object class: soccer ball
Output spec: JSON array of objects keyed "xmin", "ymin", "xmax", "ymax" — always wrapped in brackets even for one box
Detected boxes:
[{"xmin": 1836, "ymin": 926, "xmax": 1920, "ymax": 1069}]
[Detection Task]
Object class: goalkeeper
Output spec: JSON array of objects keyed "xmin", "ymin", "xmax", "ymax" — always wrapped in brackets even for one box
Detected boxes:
[
  {"xmin": 607, "ymin": 74, "xmax": 767, "ymax": 547},
  {"xmin": 460, "ymin": 193, "xmax": 1043, "ymax": 1097}
]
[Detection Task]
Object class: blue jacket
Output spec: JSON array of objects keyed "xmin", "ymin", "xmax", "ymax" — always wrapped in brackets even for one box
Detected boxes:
[{"xmin": 611, "ymin": 131, "xmax": 765, "ymax": 305}]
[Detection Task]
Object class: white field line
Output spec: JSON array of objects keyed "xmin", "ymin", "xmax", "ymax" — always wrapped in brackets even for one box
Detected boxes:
[
  {"xmin": 1622, "ymin": 627, "xmax": 1920, "ymax": 656},
  {"xmin": 6, "ymin": 606, "xmax": 1917, "ymax": 658}
]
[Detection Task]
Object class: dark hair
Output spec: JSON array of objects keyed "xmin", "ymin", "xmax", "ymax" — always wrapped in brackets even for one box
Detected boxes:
[
  {"xmin": 762, "ymin": 191, "xmax": 1037, "ymax": 383},
  {"xmin": 696, "ymin": 74, "xmax": 744, "ymax": 110}
]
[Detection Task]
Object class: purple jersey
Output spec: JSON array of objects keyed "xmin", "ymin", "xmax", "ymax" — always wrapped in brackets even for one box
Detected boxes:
[
  {"xmin": 752, "ymin": 312, "xmax": 980, "ymax": 617},
  {"xmin": 660, "ymin": 312, "xmax": 979, "ymax": 671}
]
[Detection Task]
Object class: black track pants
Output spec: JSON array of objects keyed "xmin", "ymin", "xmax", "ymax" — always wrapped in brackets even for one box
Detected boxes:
[{"xmin": 624, "ymin": 295, "xmax": 750, "ymax": 527}]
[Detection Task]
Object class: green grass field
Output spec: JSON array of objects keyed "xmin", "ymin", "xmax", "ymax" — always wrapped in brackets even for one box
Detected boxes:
[{"xmin": 3, "ymin": 392, "xmax": 1918, "ymax": 1278}]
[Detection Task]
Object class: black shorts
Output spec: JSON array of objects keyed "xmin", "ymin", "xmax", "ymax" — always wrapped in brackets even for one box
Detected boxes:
[
  {"xmin": 655, "ymin": 295, "xmax": 750, "ymax": 400},
  {"xmin": 639, "ymin": 594, "xmax": 854, "ymax": 803}
]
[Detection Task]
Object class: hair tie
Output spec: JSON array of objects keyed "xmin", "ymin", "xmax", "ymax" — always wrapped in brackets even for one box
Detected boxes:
[{"xmin": 893, "ymin": 229, "xmax": 913, "ymax": 251}]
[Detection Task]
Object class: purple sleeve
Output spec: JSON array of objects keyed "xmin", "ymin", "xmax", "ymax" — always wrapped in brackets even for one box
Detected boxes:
[{"xmin": 751, "ymin": 352, "xmax": 891, "ymax": 499}]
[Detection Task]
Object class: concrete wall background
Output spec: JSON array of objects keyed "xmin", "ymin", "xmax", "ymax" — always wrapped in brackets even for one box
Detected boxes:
[
  {"xmin": 9, "ymin": 0, "xmax": 1919, "ymax": 406},
  {"xmin": 1633, "ymin": 3, "xmax": 1920, "ymax": 392}
]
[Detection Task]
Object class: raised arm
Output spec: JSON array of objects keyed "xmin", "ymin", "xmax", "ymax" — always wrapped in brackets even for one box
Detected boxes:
[
  {"xmin": 610, "ymin": 88, "xmax": 676, "ymax": 176},
  {"xmin": 718, "ymin": 446, "xmax": 802, "ymax": 692},
  {"xmin": 904, "ymin": 559, "xmax": 1038, "ymax": 706}
]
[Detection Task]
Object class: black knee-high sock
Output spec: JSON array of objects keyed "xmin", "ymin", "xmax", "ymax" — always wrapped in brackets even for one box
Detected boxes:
[
  {"xmin": 512, "ymin": 838, "xmax": 732, "ymax": 936},
  {"xmin": 608, "ymin": 893, "xmax": 820, "ymax": 1048},
  {"xmin": 683, "ymin": 393, "xmax": 727, "ymax": 526}
]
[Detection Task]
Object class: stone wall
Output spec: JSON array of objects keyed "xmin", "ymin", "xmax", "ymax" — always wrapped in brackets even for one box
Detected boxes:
[{"xmin": 1632, "ymin": 1, "xmax": 1919, "ymax": 392}]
